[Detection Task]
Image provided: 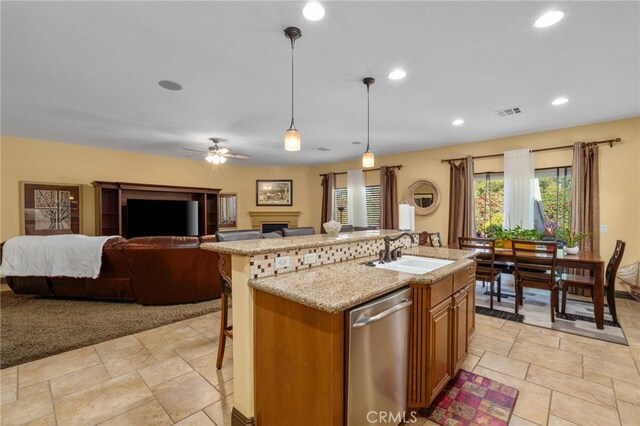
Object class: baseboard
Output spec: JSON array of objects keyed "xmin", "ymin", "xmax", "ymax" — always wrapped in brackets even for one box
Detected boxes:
[
  {"xmin": 615, "ymin": 290, "xmax": 637, "ymax": 301},
  {"xmin": 231, "ymin": 407, "xmax": 256, "ymax": 426}
]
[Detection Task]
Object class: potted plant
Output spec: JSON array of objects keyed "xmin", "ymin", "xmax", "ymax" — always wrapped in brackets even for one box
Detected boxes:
[
  {"xmin": 486, "ymin": 225, "xmax": 542, "ymax": 248},
  {"xmin": 555, "ymin": 227, "xmax": 590, "ymax": 254}
]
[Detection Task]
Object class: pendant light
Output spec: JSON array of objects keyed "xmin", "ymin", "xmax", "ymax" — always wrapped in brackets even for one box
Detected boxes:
[
  {"xmin": 362, "ymin": 77, "xmax": 375, "ymax": 168},
  {"xmin": 284, "ymin": 27, "xmax": 302, "ymax": 151}
]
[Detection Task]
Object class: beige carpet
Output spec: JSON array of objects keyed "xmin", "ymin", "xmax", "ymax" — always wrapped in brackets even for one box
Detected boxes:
[{"xmin": 0, "ymin": 291, "xmax": 222, "ymax": 369}]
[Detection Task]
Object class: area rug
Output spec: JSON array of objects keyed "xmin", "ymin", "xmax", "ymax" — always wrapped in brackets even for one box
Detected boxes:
[
  {"xmin": 421, "ymin": 369, "xmax": 519, "ymax": 426},
  {"xmin": 474, "ymin": 274, "xmax": 628, "ymax": 345},
  {"xmin": 0, "ymin": 291, "xmax": 221, "ymax": 368}
]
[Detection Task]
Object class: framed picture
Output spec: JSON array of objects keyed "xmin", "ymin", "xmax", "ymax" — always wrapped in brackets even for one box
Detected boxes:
[
  {"xmin": 256, "ymin": 180, "xmax": 293, "ymax": 206},
  {"xmin": 20, "ymin": 181, "xmax": 82, "ymax": 235}
]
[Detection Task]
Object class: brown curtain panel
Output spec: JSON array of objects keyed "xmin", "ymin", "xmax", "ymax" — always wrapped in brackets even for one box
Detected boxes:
[
  {"xmin": 447, "ymin": 156, "xmax": 475, "ymax": 245},
  {"xmin": 380, "ymin": 166, "xmax": 399, "ymax": 230},
  {"xmin": 570, "ymin": 142, "xmax": 600, "ymax": 252},
  {"xmin": 320, "ymin": 173, "xmax": 336, "ymax": 232}
]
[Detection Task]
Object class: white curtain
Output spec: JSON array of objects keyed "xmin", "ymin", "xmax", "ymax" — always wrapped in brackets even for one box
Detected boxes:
[
  {"xmin": 503, "ymin": 149, "xmax": 534, "ymax": 229},
  {"xmin": 347, "ymin": 169, "xmax": 367, "ymax": 227}
]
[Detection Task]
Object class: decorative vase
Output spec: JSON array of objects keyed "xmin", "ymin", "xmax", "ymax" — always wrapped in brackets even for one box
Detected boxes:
[
  {"xmin": 564, "ymin": 245, "xmax": 579, "ymax": 255},
  {"xmin": 323, "ymin": 220, "xmax": 342, "ymax": 237}
]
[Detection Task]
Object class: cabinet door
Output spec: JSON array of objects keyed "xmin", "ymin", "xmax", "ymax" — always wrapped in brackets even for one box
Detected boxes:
[
  {"xmin": 467, "ymin": 282, "xmax": 476, "ymax": 338},
  {"xmin": 452, "ymin": 288, "xmax": 469, "ymax": 375},
  {"xmin": 427, "ymin": 297, "xmax": 452, "ymax": 403}
]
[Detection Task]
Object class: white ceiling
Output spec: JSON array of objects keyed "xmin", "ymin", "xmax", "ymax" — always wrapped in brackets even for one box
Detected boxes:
[{"xmin": 2, "ymin": 1, "xmax": 639, "ymax": 166}]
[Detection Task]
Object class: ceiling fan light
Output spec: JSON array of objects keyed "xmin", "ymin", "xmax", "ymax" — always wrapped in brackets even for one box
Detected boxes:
[
  {"xmin": 219, "ymin": 155, "xmax": 227, "ymax": 164},
  {"xmin": 285, "ymin": 128, "xmax": 301, "ymax": 151},
  {"xmin": 205, "ymin": 153, "xmax": 215, "ymax": 163},
  {"xmin": 362, "ymin": 149, "xmax": 375, "ymax": 168}
]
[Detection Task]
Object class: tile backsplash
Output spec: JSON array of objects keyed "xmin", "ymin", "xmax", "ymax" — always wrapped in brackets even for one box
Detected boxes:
[{"xmin": 249, "ymin": 235, "xmax": 416, "ymax": 279}]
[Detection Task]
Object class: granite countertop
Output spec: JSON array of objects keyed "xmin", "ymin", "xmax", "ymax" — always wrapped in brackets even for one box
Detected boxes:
[
  {"xmin": 248, "ymin": 246, "xmax": 476, "ymax": 313},
  {"xmin": 201, "ymin": 229, "xmax": 418, "ymax": 256}
]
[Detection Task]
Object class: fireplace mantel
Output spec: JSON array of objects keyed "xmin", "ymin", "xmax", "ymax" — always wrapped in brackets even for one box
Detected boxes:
[{"xmin": 248, "ymin": 211, "xmax": 301, "ymax": 229}]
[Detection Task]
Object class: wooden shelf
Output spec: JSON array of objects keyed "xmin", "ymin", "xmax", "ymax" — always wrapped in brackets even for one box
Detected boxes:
[{"xmin": 92, "ymin": 181, "xmax": 221, "ymax": 237}]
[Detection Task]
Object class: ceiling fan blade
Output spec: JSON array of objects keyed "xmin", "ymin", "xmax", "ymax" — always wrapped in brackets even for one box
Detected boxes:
[
  {"xmin": 183, "ymin": 148, "xmax": 207, "ymax": 153},
  {"xmin": 218, "ymin": 147, "xmax": 230, "ymax": 154},
  {"xmin": 185, "ymin": 153, "xmax": 206, "ymax": 158},
  {"xmin": 224, "ymin": 153, "xmax": 251, "ymax": 159}
]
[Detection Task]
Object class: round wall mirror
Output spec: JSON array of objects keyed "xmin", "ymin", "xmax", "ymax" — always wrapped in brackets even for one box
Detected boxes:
[{"xmin": 404, "ymin": 179, "xmax": 441, "ymax": 216}]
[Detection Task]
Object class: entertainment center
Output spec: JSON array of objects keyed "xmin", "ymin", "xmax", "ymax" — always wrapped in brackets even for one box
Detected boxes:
[{"xmin": 92, "ymin": 181, "xmax": 221, "ymax": 237}]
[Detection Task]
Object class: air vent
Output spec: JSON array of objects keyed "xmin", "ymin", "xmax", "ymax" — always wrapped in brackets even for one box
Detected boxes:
[
  {"xmin": 314, "ymin": 147, "xmax": 331, "ymax": 152},
  {"xmin": 494, "ymin": 107, "xmax": 522, "ymax": 117}
]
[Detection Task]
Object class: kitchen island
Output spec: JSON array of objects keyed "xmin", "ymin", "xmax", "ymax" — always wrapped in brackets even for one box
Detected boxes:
[{"xmin": 202, "ymin": 230, "xmax": 475, "ymax": 426}]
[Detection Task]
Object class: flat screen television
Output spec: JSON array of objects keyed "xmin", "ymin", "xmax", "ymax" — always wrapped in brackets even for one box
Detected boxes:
[{"xmin": 127, "ymin": 199, "xmax": 199, "ymax": 238}]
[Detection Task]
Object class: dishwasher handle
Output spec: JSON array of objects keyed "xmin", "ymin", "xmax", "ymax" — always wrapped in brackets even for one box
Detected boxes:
[{"xmin": 352, "ymin": 298, "xmax": 413, "ymax": 328}]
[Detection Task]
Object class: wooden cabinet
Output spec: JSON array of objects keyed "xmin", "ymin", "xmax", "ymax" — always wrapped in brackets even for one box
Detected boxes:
[
  {"xmin": 92, "ymin": 181, "xmax": 220, "ymax": 237},
  {"xmin": 426, "ymin": 297, "xmax": 452, "ymax": 401},
  {"xmin": 452, "ymin": 287, "xmax": 469, "ymax": 375},
  {"xmin": 254, "ymin": 290, "xmax": 344, "ymax": 425},
  {"xmin": 467, "ymin": 280, "xmax": 476, "ymax": 338},
  {"xmin": 408, "ymin": 263, "xmax": 476, "ymax": 408}
]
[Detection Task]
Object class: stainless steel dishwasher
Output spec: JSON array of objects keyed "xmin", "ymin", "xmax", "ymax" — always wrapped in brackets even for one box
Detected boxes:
[{"xmin": 346, "ymin": 287, "xmax": 412, "ymax": 426}]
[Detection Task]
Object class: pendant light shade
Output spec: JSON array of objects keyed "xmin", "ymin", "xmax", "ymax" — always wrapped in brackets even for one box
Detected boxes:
[
  {"xmin": 285, "ymin": 128, "xmax": 301, "ymax": 151},
  {"xmin": 362, "ymin": 149, "xmax": 375, "ymax": 168},
  {"xmin": 284, "ymin": 27, "xmax": 302, "ymax": 152},
  {"xmin": 362, "ymin": 77, "xmax": 375, "ymax": 168}
]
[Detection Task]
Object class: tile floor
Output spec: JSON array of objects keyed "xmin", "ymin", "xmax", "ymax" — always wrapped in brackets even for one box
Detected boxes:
[{"xmin": 1, "ymin": 298, "xmax": 639, "ymax": 425}]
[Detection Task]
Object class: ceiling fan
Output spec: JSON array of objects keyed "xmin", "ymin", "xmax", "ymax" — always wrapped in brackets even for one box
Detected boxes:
[{"xmin": 183, "ymin": 138, "xmax": 251, "ymax": 164}]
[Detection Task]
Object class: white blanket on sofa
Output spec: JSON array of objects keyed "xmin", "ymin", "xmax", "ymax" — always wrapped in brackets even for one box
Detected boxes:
[{"xmin": 1, "ymin": 235, "xmax": 116, "ymax": 278}]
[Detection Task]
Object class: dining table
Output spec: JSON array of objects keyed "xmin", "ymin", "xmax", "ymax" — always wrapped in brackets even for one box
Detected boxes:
[{"xmin": 492, "ymin": 247, "xmax": 606, "ymax": 329}]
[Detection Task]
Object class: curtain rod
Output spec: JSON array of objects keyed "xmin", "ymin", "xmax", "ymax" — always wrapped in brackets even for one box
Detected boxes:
[
  {"xmin": 319, "ymin": 165, "xmax": 402, "ymax": 177},
  {"xmin": 440, "ymin": 138, "xmax": 621, "ymax": 163}
]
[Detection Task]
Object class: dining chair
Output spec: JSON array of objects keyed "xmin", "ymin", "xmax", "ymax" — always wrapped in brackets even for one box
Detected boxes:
[
  {"xmin": 511, "ymin": 239, "xmax": 560, "ymax": 322},
  {"xmin": 560, "ymin": 240, "xmax": 626, "ymax": 324},
  {"xmin": 214, "ymin": 229, "xmax": 265, "ymax": 369},
  {"xmin": 458, "ymin": 237, "xmax": 501, "ymax": 309}
]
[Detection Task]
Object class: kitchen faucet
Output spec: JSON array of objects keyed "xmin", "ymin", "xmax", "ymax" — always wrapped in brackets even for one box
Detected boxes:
[{"xmin": 382, "ymin": 233, "xmax": 416, "ymax": 263}]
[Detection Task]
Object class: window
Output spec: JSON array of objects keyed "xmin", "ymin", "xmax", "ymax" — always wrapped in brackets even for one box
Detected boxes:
[
  {"xmin": 535, "ymin": 167, "xmax": 571, "ymax": 234},
  {"xmin": 474, "ymin": 172, "xmax": 504, "ymax": 236},
  {"xmin": 334, "ymin": 186, "xmax": 380, "ymax": 227},
  {"xmin": 474, "ymin": 167, "xmax": 571, "ymax": 236}
]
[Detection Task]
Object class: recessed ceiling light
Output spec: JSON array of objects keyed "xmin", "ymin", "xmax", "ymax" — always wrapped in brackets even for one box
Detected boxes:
[
  {"xmin": 158, "ymin": 80, "xmax": 182, "ymax": 91},
  {"xmin": 552, "ymin": 97, "xmax": 569, "ymax": 105},
  {"xmin": 388, "ymin": 69, "xmax": 406, "ymax": 80},
  {"xmin": 452, "ymin": 119, "xmax": 464, "ymax": 126},
  {"xmin": 534, "ymin": 10, "xmax": 565, "ymax": 28},
  {"xmin": 303, "ymin": 2, "xmax": 325, "ymax": 21}
]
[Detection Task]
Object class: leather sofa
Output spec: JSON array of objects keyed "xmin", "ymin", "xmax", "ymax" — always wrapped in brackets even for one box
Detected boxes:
[{"xmin": 1, "ymin": 236, "xmax": 222, "ymax": 305}]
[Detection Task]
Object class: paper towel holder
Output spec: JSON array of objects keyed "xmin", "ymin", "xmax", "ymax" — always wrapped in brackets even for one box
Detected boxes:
[{"xmin": 404, "ymin": 179, "xmax": 441, "ymax": 216}]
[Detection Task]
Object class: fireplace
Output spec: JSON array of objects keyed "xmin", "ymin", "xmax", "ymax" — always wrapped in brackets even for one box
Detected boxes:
[
  {"xmin": 248, "ymin": 211, "xmax": 301, "ymax": 230},
  {"xmin": 262, "ymin": 223, "xmax": 287, "ymax": 234}
]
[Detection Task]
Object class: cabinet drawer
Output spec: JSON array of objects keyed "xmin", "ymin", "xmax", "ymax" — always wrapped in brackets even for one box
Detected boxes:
[
  {"xmin": 428, "ymin": 276, "xmax": 453, "ymax": 308},
  {"xmin": 453, "ymin": 265, "xmax": 475, "ymax": 292}
]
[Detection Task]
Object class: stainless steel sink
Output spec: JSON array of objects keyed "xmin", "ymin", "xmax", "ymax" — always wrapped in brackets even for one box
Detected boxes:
[{"xmin": 372, "ymin": 255, "xmax": 453, "ymax": 274}]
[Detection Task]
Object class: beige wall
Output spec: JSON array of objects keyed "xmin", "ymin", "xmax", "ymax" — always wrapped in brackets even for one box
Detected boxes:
[
  {"xmin": 0, "ymin": 135, "xmax": 315, "ymax": 239},
  {"xmin": 311, "ymin": 117, "xmax": 640, "ymax": 263},
  {"xmin": 3, "ymin": 117, "xmax": 639, "ymax": 262}
]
